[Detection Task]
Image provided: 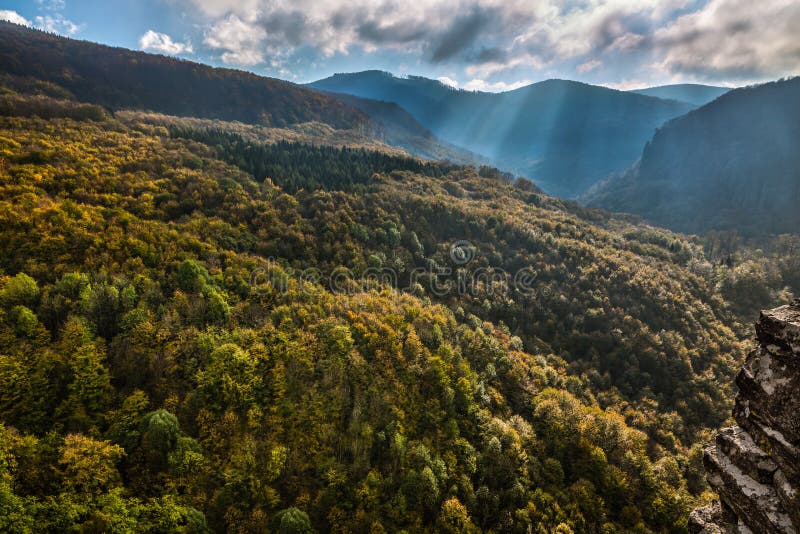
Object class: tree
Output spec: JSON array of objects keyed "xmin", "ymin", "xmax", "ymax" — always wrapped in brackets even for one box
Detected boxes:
[
  {"xmin": 276, "ymin": 507, "xmax": 315, "ymax": 534},
  {"xmin": 2, "ymin": 272, "xmax": 39, "ymax": 307},
  {"xmin": 59, "ymin": 434, "xmax": 125, "ymax": 494},
  {"xmin": 437, "ymin": 498, "xmax": 477, "ymax": 534}
]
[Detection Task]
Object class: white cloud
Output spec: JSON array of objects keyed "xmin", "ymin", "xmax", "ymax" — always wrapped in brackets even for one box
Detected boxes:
[
  {"xmin": 609, "ymin": 32, "xmax": 646, "ymax": 52},
  {"xmin": 139, "ymin": 30, "xmax": 194, "ymax": 55},
  {"xmin": 602, "ymin": 79, "xmax": 651, "ymax": 91},
  {"xmin": 0, "ymin": 10, "xmax": 31, "ymax": 26},
  {"xmin": 437, "ymin": 76, "xmax": 459, "ymax": 87},
  {"xmin": 653, "ymin": 0, "xmax": 800, "ymax": 80},
  {"xmin": 462, "ymin": 78, "xmax": 532, "ymax": 92},
  {"xmin": 35, "ymin": 0, "xmax": 66, "ymax": 11},
  {"xmin": 577, "ymin": 59, "xmax": 602, "ymax": 73},
  {"xmin": 175, "ymin": 0, "xmax": 800, "ymax": 85},
  {"xmin": 180, "ymin": 0, "xmax": 690, "ymax": 74},
  {"xmin": 203, "ymin": 14, "xmax": 267, "ymax": 66},
  {"xmin": 34, "ymin": 14, "xmax": 82, "ymax": 35}
]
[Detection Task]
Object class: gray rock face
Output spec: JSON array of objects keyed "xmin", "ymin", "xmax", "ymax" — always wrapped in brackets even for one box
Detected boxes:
[{"xmin": 690, "ymin": 302, "xmax": 800, "ymax": 534}]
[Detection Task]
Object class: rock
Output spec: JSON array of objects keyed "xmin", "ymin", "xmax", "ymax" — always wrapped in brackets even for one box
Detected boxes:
[
  {"xmin": 775, "ymin": 470, "xmax": 800, "ymax": 528},
  {"xmin": 755, "ymin": 305, "xmax": 800, "ymax": 359},
  {"xmin": 734, "ymin": 345, "xmax": 800, "ymax": 444},
  {"xmin": 689, "ymin": 500, "xmax": 727, "ymax": 533},
  {"xmin": 704, "ymin": 445, "xmax": 795, "ymax": 533},
  {"xmin": 736, "ymin": 415, "xmax": 800, "ymax": 485},
  {"xmin": 691, "ymin": 302, "xmax": 800, "ymax": 533},
  {"xmin": 716, "ymin": 427, "xmax": 778, "ymax": 484}
]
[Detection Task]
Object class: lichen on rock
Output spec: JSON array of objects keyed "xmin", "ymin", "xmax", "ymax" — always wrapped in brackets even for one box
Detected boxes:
[{"xmin": 690, "ymin": 302, "xmax": 800, "ymax": 534}]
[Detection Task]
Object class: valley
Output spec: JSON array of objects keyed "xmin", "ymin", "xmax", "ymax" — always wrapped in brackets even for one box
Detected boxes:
[{"xmin": 0, "ymin": 19, "xmax": 798, "ymax": 534}]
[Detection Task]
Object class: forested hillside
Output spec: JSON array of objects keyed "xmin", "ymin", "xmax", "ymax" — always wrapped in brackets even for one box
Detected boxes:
[
  {"xmin": 0, "ymin": 22, "xmax": 364, "ymax": 129},
  {"xmin": 0, "ymin": 88, "xmax": 759, "ymax": 532},
  {"xmin": 309, "ymin": 71, "xmax": 693, "ymax": 197},
  {"xmin": 586, "ymin": 77, "xmax": 800, "ymax": 236}
]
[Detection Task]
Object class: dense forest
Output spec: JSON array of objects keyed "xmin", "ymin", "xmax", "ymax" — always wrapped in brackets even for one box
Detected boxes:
[{"xmin": 3, "ymin": 82, "xmax": 798, "ymax": 532}]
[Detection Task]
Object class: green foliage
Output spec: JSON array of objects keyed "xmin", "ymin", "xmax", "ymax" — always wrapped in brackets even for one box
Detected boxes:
[
  {"xmin": 176, "ymin": 260, "xmax": 207, "ymax": 293},
  {"xmin": 276, "ymin": 507, "xmax": 315, "ymax": 533},
  {"xmin": 2, "ymin": 272, "xmax": 39, "ymax": 307},
  {"xmin": 168, "ymin": 127, "xmax": 456, "ymax": 192},
  {"xmin": 0, "ymin": 97, "xmax": 758, "ymax": 532}
]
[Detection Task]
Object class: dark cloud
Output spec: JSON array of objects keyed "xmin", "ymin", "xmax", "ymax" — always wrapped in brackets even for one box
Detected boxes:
[
  {"xmin": 430, "ymin": 7, "xmax": 494, "ymax": 63},
  {"xmin": 356, "ymin": 18, "xmax": 431, "ymax": 45},
  {"xmin": 193, "ymin": 0, "xmax": 800, "ymax": 86},
  {"xmin": 258, "ymin": 10, "xmax": 309, "ymax": 47},
  {"xmin": 474, "ymin": 46, "xmax": 508, "ymax": 64},
  {"xmin": 591, "ymin": 11, "xmax": 650, "ymax": 52}
]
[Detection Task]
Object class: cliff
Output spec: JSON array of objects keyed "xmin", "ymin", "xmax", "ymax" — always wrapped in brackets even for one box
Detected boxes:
[{"xmin": 690, "ymin": 302, "xmax": 800, "ymax": 533}]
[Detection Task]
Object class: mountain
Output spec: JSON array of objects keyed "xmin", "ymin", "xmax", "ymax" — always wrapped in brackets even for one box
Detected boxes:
[
  {"xmin": 321, "ymin": 92, "xmax": 485, "ymax": 166},
  {"xmin": 631, "ymin": 84, "xmax": 731, "ymax": 106},
  {"xmin": 585, "ymin": 77, "xmax": 800, "ymax": 236},
  {"xmin": 309, "ymin": 71, "xmax": 693, "ymax": 197},
  {"xmin": 3, "ymin": 22, "xmax": 795, "ymax": 534},
  {"xmin": 0, "ymin": 22, "xmax": 365, "ymax": 129},
  {"xmin": 0, "ymin": 86, "xmax": 751, "ymax": 531},
  {"xmin": 0, "ymin": 23, "xmax": 493, "ymax": 170}
]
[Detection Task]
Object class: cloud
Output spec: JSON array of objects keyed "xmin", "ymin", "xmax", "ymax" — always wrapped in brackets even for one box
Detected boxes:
[
  {"xmin": 35, "ymin": 0, "xmax": 66, "ymax": 11},
  {"xmin": 462, "ymin": 78, "xmax": 532, "ymax": 92},
  {"xmin": 577, "ymin": 59, "xmax": 603, "ymax": 73},
  {"xmin": 609, "ymin": 32, "xmax": 646, "ymax": 52},
  {"xmin": 139, "ymin": 30, "xmax": 194, "ymax": 55},
  {"xmin": 0, "ymin": 10, "xmax": 31, "ymax": 26},
  {"xmin": 178, "ymin": 0, "xmax": 800, "ymax": 84},
  {"xmin": 203, "ymin": 14, "xmax": 267, "ymax": 66},
  {"xmin": 430, "ymin": 7, "xmax": 494, "ymax": 63},
  {"xmin": 437, "ymin": 76, "xmax": 459, "ymax": 87},
  {"xmin": 34, "ymin": 14, "xmax": 82, "ymax": 35},
  {"xmin": 653, "ymin": 0, "xmax": 800, "ymax": 81},
  {"xmin": 602, "ymin": 79, "xmax": 651, "ymax": 90}
]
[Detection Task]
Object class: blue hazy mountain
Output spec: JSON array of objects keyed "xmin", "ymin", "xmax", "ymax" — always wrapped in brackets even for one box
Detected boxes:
[
  {"xmin": 585, "ymin": 78, "xmax": 800, "ymax": 236},
  {"xmin": 308, "ymin": 71, "xmax": 693, "ymax": 197},
  {"xmin": 320, "ymin": 91, "xmax": 485, "ymax": 166},
  {"xmin": 631, "ymin": 84, "xmax": 731, "ymax": 106}
]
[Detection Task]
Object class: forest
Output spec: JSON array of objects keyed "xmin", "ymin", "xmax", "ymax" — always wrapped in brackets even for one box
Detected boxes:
[
  {"xmin": 0, "ymin": 90, "xmax": 796, "ymax": 533},
  {"xmin": 0, "ymin": 85, "xmax": 797, "ymax": 533}
]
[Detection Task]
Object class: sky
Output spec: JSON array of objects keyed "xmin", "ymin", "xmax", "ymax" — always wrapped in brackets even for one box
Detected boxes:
[{"xmin": 2, "ymin": 0, "xmax": 799, "ymax": 91}]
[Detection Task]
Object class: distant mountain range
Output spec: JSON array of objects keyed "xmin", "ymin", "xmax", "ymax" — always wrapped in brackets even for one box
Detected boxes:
[
  {"xmin": 630, "ymin": 84, "xmax": 731, "ymax": 106},
  {"xmin": 309, "ymin": 71, "xmax": 695, "ymax": 197},
  {"xmin": 585, "ymin": 77, "xmax": 800, "ymax": 236}
]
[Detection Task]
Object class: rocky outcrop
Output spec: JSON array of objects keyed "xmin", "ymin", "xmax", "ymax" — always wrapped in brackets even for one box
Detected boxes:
[{"xmin": 690, "ymin": 303, "xmax": 800, "ymax": 534}]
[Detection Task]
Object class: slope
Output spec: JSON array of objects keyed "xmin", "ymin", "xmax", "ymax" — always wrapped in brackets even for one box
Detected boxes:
[
  {"xmin": 0, "ymin": 21, "xmax": 365, "ymax": 129},
  {"xmin": 322, "ymin": 91, "xmax": 486, "ymax": 166},
  {"xmin": 631, "ymin": 84, "xmax": 731, "ymax": 106},
  {"xmin": 586, "ymin": 77, "xmax": 800, "ymax": 236},
  {"xmin": 0, "ymin": 92, "xmax": 747, "ymax": 532},
  {"xmin": 309, "ymin": 71, "xmax": 693, "ymax": 197}
]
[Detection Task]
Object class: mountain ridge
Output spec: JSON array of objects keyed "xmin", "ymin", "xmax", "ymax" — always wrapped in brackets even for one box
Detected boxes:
[
  {"xmin": 0, "ymin": 21, "xmax": 366, "ymax": 129},
  {"xmin": 585, "ymin": 77, "xmax": 800, "ymax": 236},
  {"xmin": 631, "ymin": 83, "xmax": 731, "ymax": 106},
  {"xmin": 309, "ymin": 70, "xmax": 694, "ymax": 197}
]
